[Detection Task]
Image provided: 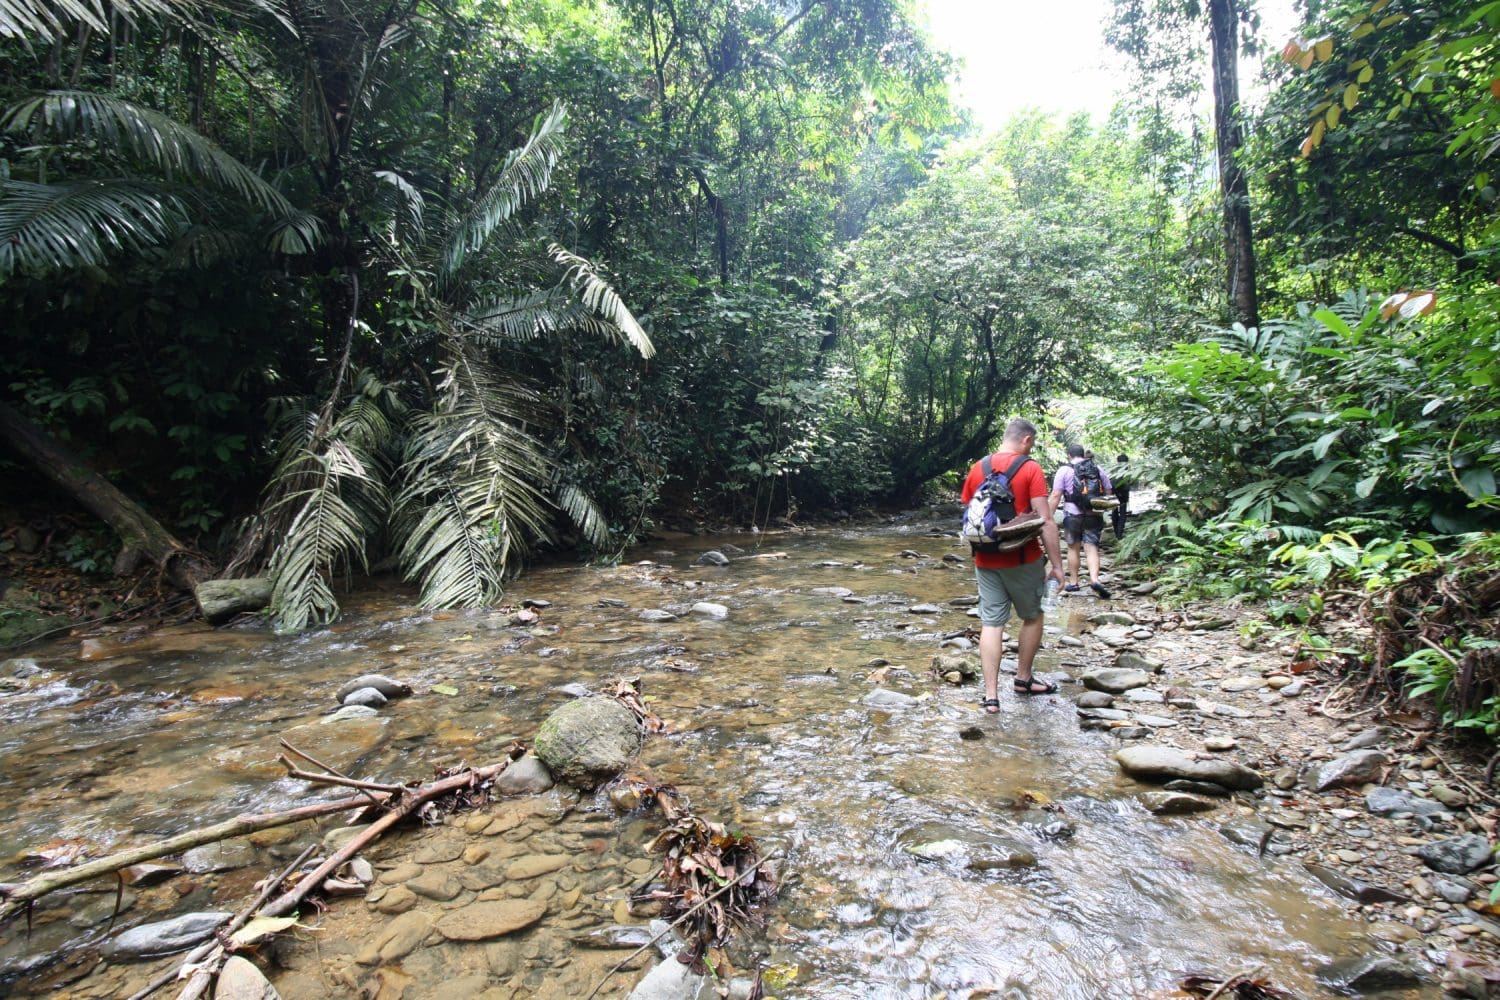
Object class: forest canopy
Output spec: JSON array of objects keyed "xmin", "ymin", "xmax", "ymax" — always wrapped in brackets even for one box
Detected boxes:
[{"xmin": 0, "ymin": 0, "xmax": 1495, "ymax": 637}]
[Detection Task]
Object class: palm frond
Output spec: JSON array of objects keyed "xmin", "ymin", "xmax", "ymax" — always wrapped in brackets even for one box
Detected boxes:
[
  {"xmin": 461, "ymin": 286, "xmax": 577, "ymax": 342},
  {"xmin": 266, "ymin": 440, "xmax": 386, "ymax": 632},
  {"xmin": 374, "ymin": 168, "xmax": 423, "ymax": 241},
  {"xmin": 440, "ymin": 100, "xmax": 567, "ymax": 278},
  {"xmin": 0, "ymin": 178, "xmax": 184, "ymax": 276},
  {"xmin": 160, "ymin": 223, "xmax": 250, "ymax": 270},
  {"xmin": 395, "ymin": 347, "xmax": 556, "ymax": 608},
  {"xmin": 556, "ymin": 482, "xmax": 609, "ymax": 547},
  {"xmin": 4, "ymin": 91, "xmax": 314, "ymax": 231},
  {"xmin": 550, "ymin": 243, "xmax": 654, "ymax": 358},
  {"xmin": 0, "ymin": 0, "xmax": 192, "ymax": 43}
]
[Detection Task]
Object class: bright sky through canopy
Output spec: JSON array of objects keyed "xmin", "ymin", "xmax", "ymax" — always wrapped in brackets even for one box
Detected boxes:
[{"xmin": 919, "ymin": 0, "xmax": 1305, "ymax": 130}]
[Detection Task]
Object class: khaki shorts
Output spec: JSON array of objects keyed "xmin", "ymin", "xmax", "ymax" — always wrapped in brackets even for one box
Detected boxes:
[{"xmin": 975, "ymin": 559, "xmax": 1045, "ymax": 627}]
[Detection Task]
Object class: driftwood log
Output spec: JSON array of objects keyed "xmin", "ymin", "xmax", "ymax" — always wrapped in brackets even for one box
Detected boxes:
[{"xmin": 0, "ymin": 794, "xmax": 384, "ymax": 926}]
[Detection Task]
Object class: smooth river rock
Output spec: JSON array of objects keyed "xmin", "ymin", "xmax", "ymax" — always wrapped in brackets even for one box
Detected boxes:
[
  {"xmin": 1303, "ymin": 749, "xmax": 1389, "ymax": 791},
  {"xmin": 1366, "ymin": 786, "xmax": 1447, "ymax": 817},
  {"xmin": 863, "ymin": 689, "xmax": 919, "ymax": 709},
  {"xmin": 1082, "ymin": 668, "xmax": 1151, "ymax": 694},
  {"xmin": 340, "ymin": 686, "xmax": 388, "ymax": 708},
  {"xmin": 1115, "ymin": 746, "xmax": 1263, "ymax": 791},
  {"xmin": 494, "ymin": 753, "xmax": 555, "ymax": 795},
  {"xmin": 334, "ymin": 674, "xmax": 412, "ymax": 701},
  {"xmin": 1416, "ymin": 834, "xmax": 1494, "ymax": 875},
  {"xmin": 215, "ymin": 956, "xmax": 281, "ymax": 1000},
  {"xmin": 104, "ymin": 911, "xmax": 233, "ymax": 958},
  {"xmin": 690, "ymin": 602, "xmax": 729, "ymax": 619},
  {"xmin": 1138, "ymin": 792, "xmax": 1218, "ymax": 816},
  {"xmin": 435, "ymin": 899, "xmax": 547, "ymax": 941}
]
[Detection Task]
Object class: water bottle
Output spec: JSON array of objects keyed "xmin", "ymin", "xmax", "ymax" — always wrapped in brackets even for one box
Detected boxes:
[{"xmin": 1043, "ymin": 578, "xmax": 1059, "ymax": 612}]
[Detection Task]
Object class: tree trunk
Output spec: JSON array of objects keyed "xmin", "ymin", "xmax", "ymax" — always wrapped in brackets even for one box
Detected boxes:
[
  {"xmin": 1207, "ymin": 0, "xmax": 1259, "ymax": 328},
  {"xmin": 0, "ymin": 400, "xmax": 215, "ymax": 592}
]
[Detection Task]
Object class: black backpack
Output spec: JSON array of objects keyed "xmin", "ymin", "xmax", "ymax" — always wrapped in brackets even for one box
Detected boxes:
[
  {"xmin": 1067, "ymin": 459, "xmax": 1107, "ymax": 509},
  {"xmin": 961, "ymin": 454, "xmax": 1037, "ymax": 554}
]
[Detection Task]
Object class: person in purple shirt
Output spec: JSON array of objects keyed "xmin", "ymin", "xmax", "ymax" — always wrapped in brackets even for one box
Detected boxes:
[{"xmin": 1048, "ymin": 444, "xmax": 1113, "ymax": 598}]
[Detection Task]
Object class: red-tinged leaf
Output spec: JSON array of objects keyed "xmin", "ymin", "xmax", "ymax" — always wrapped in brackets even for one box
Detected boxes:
[
  {"xmin": 1492, "ymin": 78, "xmax": 1500, "ymax": 100},
  {"xmin": 1281, "ymin": 39, "xmax": 1303, "ymax": 63},
  {"xmin": 1398, "ymin": 290, "xmax": 1436, "ymax": 318}
]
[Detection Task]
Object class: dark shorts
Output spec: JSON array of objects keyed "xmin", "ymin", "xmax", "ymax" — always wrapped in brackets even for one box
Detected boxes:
[{"xmin": 1064, "ymin": 513, "xmax": 1104, "ymax": 546}]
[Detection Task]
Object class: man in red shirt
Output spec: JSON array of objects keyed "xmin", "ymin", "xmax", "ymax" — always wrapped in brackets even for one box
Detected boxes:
[{"xmin": 959, "ymin": 417, "xmax": 1066, "ymax": 712}]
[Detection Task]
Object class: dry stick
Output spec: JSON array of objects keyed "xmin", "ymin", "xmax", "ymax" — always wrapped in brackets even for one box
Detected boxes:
[
  {"xmin": 582, "ymin": 852, "xmax": 778, "ymax": 1000},
  {"xmin": 257, "ymin": 760, "xmax": 510, "ymax": 919},
  {"xmin": 280, "ymin": 739, "xmax": 388, "ymax": 805},
  {"xmin": 277, "ymin": 757, "xmax": 405, "ymax": 795},
  {"xmin": 1203, "ymin": 963, "xmax": 1263, "ymax": 1000},
  {"xmin": 0, "ymin": 793, "xmax": 383, "ymax": 926},
  {"xmin": 125, "ymin": 844, "xmax": 318, "ymax": 1000}
]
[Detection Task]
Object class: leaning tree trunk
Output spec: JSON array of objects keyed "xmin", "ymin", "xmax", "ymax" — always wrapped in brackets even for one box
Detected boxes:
[
  {"xmin": 1207, "ymin": 0, "xmax": 1259, "ymax": 329},
  {"xmin": 0, "ymin": 400, "xmax": 215, "ymax": 593}
]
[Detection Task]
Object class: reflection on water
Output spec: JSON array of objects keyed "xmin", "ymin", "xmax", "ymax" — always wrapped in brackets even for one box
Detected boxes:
[{"xmin": 0, "ymin": 515, "xmax": 1433, "ymax": 997}]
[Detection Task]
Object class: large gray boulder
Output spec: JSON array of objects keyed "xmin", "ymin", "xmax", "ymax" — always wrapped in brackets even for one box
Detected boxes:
[
  {"xmin": 533, "ymin": 697, "xmax": 643, "ymax": 786},
  {"xmin": 1115, "ymin": 746, "xmax": 1263, "ymax": 791},
  {"xmin": 195, "ymin": 579, "xmax": 272, "ymax": 625}
]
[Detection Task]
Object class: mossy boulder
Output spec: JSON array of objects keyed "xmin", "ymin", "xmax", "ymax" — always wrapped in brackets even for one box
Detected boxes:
[{"xmin": 533, "ymin": 697, "xmax": 642, "ymax": 786}]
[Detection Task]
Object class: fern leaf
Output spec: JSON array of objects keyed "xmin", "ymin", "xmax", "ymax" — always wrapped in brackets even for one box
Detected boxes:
[{"xmin": 0, "ymin": 0, "xmax": 192, "ymax": 43}]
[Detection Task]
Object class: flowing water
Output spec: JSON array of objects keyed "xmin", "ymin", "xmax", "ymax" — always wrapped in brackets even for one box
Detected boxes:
[{"xmin": 0, "ymin": 514, "xmax": 1434, "ymax": 998}]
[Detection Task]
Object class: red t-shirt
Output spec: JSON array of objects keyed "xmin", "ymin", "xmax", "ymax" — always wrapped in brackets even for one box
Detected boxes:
[{"xmin": 960, "ymin": 451, "xmax": 1048, "ymax": 568}]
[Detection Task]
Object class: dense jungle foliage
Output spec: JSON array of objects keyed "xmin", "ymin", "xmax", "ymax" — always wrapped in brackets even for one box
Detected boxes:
[{"xmin": 0, "ymin": 0, "xmax": 1496, "ymax": 728}]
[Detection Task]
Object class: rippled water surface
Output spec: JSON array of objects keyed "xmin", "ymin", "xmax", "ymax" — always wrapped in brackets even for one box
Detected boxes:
[{"xmin": 0, "ymin": 516, "xmax": 1434, "ymax": 997}]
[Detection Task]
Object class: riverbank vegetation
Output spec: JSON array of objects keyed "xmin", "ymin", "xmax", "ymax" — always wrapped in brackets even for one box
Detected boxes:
[{"xmin": 1, "ymin": 1, "xmax": 1496, "ymax": 732}]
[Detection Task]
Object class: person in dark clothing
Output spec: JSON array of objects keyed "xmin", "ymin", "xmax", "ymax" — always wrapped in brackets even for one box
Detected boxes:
[{"xmin": 1111, "ymin": 454, "xmax": 1131, "ymax": 539}]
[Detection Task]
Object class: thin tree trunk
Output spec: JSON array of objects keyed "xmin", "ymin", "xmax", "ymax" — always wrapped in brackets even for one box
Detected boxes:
[
  {"xmin": 0, "ymin": 401, "xmax": 215, "ymax": 592},
  {"xmin": 1207, "ymin": 0, "xmax": 1259, "ymax": 328}
]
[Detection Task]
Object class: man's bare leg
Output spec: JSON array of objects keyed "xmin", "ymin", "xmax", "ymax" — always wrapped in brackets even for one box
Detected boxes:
[
  {"xmin": 1014, "ymin": 614, "xmax": 1044, "ymax": 686},
  {"xmin": 1067, "ymin": 544, "xmax": 1081, "ymax": 587},
  {"xmin": 980, "ymin": 623, "xmax": 1005, "ymax": 701},
  {"xmin": 1085, "ymin": 542, "xmax": 1102, "ymax": 583}
]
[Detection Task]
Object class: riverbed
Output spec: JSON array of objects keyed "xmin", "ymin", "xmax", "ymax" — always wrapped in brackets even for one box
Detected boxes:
[{"xmin": 0, "ymin": 513, "xmax": 1437, "ymax": 997}]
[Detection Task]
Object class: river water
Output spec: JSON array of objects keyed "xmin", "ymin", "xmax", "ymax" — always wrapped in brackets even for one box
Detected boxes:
[{"xmin": 0, "ymin": 514, "xmax": 1434, "ymax": 998}]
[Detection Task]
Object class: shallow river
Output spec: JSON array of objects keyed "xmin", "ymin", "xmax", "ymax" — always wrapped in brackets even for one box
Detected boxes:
[{"xmin": 0, "ymin": 514, "xmax": 1434, "ymax": 997}]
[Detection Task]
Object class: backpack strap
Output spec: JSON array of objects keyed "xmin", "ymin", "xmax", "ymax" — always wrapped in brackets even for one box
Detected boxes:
[
  {"xmin": 980, "ymin": 454, "xmax": 995, "ymax": 478},
  {"xmin": 1002, "ymin": 455, "xmax": 1031, "ymax": 481}
]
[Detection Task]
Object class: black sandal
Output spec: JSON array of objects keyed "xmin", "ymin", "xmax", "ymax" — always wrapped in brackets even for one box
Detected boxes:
[
  {"xmin": 980, "ymin": 697, "xmax": 1001, "ymax": 714},
  {"xmin": 1013, "ymin": 676, "xmax": 1059, "ymax": 696}
]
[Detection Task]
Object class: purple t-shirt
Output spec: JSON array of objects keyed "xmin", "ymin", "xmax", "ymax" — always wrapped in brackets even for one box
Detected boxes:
[{"xmin": 1054, "ymin": 463, "xmax": 1113, "ymax": 517}]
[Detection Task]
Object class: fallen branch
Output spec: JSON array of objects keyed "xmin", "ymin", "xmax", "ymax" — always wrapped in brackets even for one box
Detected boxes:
[
  {"xmin": 125, "ymin": 843, "xmax": 318, "ymax": 1000},
  {"xmin": 582, "ymin": 852, "xmax": 779, "ymax": 1000},
  {"xmin": 257, "ymin": 759, "xmax": 510, "ymax": 918},
  {"xmin": 277, "ymin": 757, "xmax": 404, "ymax": 796},
  {"xmin": 0, "ymin": 794, "xmax": 386, "ymax": 926},
  {"xmin": 1204, "ymin": 964, "xmax": 1263, "ymax": 1000}
]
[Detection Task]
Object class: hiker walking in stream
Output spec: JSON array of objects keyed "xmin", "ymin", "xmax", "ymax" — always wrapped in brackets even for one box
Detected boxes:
[
  {"xmin": 1049, "ymin": 444, "xmax": 1113, "ymax": 598},
  {"xmin": 1111, "ymin": 453, "xmax": 1132, "ymax": 539},
  {"xmin": 959, "ymin": 418, "xmax": 1067, "ymax": 712}
]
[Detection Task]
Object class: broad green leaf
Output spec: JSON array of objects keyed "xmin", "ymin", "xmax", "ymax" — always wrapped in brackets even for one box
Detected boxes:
[
  {"xmin": 1459, "ymin": 467, "xmax": 1497, "ymax": 500},
  {"xmin": 1312, "ymin": 308, "xmax": 1351, "ymax": 336},
  {"xmin": 1355, "ymin": 473, "xmax": 1379, "ymax": 498},
  {"xmin": 1312, "ymin": 429, "xmax": 1343, "ymax": 459},
  {"xmin": 432, "ymin": 683, "xmax": 459, "ymax": 696}
]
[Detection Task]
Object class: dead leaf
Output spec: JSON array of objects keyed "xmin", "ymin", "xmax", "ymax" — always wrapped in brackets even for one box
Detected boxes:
[{"xmin": 230, "ymin": 914, "xmax": 301, "ymax": 946}]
